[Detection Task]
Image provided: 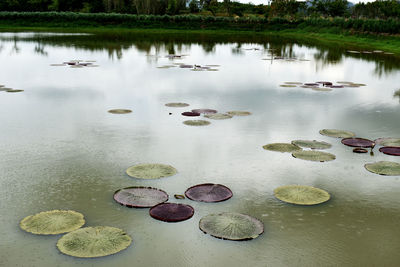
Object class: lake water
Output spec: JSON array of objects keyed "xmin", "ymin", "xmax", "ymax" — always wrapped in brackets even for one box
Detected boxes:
[{"xmin": 0, "ymin": 31, "xmax": 399, "ymax": 267}]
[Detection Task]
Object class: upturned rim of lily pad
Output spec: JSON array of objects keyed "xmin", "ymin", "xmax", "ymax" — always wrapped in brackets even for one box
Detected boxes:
[
  {"xmin": 379, "ymin": 146, "xmax": 400, "ymax": 156},
  {"xmin": 185, "ymin": 183, "xmax": 233, "ymax": 203},
  {"xmin": 165, "ymin": 102, "xmax": 190, "ymax": 107},
  {"xmin": 274, "ymin": 185, "xmax": 330, "ymax": 205},
  {"xmin": 149, "ymin": 203, "xmax": 194, "ymax": 222},
  {"xmin": 183, "ymin": 120, "xmax": 211, "ymax": 126},
  {"xmin": 108, "ymin": 109, "xmax": 132, "ymax": 114},
  {"xmin": 262, "ymin": 143, "xmax": 302, "ymax": 153},
  {"xmin": 199, "ymin": 212, "xmax": 264, "ymax": 241},
  {"xmin": 353, "ymin": 148, "xmax": 368, "ymax": 153},
  {"xmin": 319, "ymin": 129, "xmax": 356, "ymax": 138},
  {"xmin": 191, "ymin": 109, "xmax": 217, "ymax": 114},
  {"xmin": 181, "ymin": 111, "xmax": 200, "ymax": 117},
  {"xmin": 204, "ymin": 113, "xmax": 233, "ymax": 120},
  {"xmin": 56, "ymin": 226, "xmax": 132, "ymax": 258},
  {"xmin": 126, "ymin": 163, "xmax": 177, "ymax": 179},
  {"xmin": 364, "ymin": 161, "xmax": 400, "ymax": 176},
  {"xmin": 20, "ymin": 210, "xmax": 85, "ymax": 235},
  {"xmin": 292, "ymin": 150, "xmax": 336, "ymax": 162},
  {"xmin": 341, "ymin": 137, "xmax": 375, "ymax": 148},
  {"xmin": 113, "ymin": 186, "xmax": 169, "ymax": 208},
  {"xmin": 226, "ymin": 111, "xmax": 252, "ymax": 116},
  {"xmin": 291, "ymin": 140, "xmax": 332, "ymax": 150}
]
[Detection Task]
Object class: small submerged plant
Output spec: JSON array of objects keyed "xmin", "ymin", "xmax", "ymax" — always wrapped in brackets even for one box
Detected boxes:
[
  {"xmin": 57, "ymin": 226, "xmax": 132, "ymax": 258},
  {"xmin": 274, "ymin": 185, "xmax": 330, "ymax": 205},
  {"xmin": 126, "ymin": 163, "xmax": 177, "ymax": 179},
  {"xmin": 20, "ymin": 210, "xmax": 85, "ymax": 235},
  {"xmin": 199, "ymin": 212, "xmax": 264, "ymax": 241}
]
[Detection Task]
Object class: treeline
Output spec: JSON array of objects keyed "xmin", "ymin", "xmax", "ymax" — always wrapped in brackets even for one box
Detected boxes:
[
  {"xmin": 0, "ymin": 0, "xmax": 399, "ymax": 19},
  {"xmin": 1, "ymin": 12, "xmax": 400, "ymax": 34}
]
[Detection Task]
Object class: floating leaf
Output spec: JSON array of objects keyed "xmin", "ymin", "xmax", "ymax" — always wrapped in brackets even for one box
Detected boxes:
[
  {"xmin": 311, "ymin": 87, "xmax": 333, "ymax": 92},
  {"xmin": 191, "ymin": 109, "xmax": 217, "ymax": 114},
  {"xmin": 319, "ymin": 129, "xmax": 355, "ymax": 138},
  {"xmin": 199, "ymin": 212, "xmax": 263, "ymax": 241},
  {"xmin": 262, "ymin": 143, "xmax": 302, "ymax": 153},
  {"xmin": 304, "ymin": 83, "xmax": 319, "ymax": 86},
  {"xmin": 57, "ymin": 226, "xmax": 132, "ymax": 258},
  {"xmin": 149, "ymin": 203, "xmax": 194, "ymax": 222},
  {"xmin": 353, "ymin": 148, "xmax": 368, "ymax": 153},
  {"xmin": 375, "ymin": 138, "xmax": 400, "ymax": 147},
  {"xmin": 379, "ymin": 147, "xmax": 400, "ymax": 156},
  {"xmin": 274, "ymin": 185, "xmax": 330, "ymax": 205},
  {"xmin": 337, "ymin": 81, "xmax": 353, "ymax": 84},
  {"xmin": 204, "ymin": 113, "xmax": 233, "ymax": 120},
  {"xmin": 284, "ymin": 82, "xmax": 303, "ymax": 85},
  {"xmin": 108, "ymin": 109, "xmax": 132, "ymax": 114},
  {"xmin": 174, "ymin": 194, "xmax": 185, "ymax": 199},
  {"xmin": 20, "ymin": 210, "xmax": 85, "ymax": 235},
  {"xmin": 6, "ymin": 89, "xmax": 24, "ymax": 93},
  {"xmin": 181, "ymin": 111, "xmax": 200, "ymax": 117},
  {"xmin": 226, "ymin": 111, "xmax": 252, "ymax": 116},
  {"xmin": 341, "ymin": 138, "xmax": 375, "ymax": 148},
  {"xmin": 327, "ymin": 85, "xmax": 344, "ymax": 88},
  {"xmin": 113, "ymin": 186, "xmax": 168, "ymax": 208},
  {"xmin": 291, "ymin": 140, "xmax": 332, "ymax": 150},
  {"xmin": 183, "ymin": 120, "xmax": 211, "ymax": 126},
  {"xmin": 364, "ymin": 161, "xmax": 400, "ymax": 176},
  {"xmin": 179, "ymin": 64, "xmax": 193, "ymax": 69},
  {"xmin": 165, "ymin": 103, "xmax": 189, "ymax": 107},
  {"xmin": 317, "ymin": 81, "xmax": 333, "ymax": 86},
  {"xmin": 280, "ymin": 84, "xmax": 297, "ymax": 87},
  {"xmin": 347, "ymin": 50, "xmax": 360, "ymax": 54},
  {"xmin": 292, "ymin": 150, "xmax": 336, "ymax": 162},
  {"xmin": 50, "ymin": 64, "xmax": 66, "ymax": 66},
  {"xmin": 185, "ymin": 183, "xmax": 233, "ymax": 203},
  {"xmin": 126, "ymin": 163, "xmax": 177, "ymax": 179}
]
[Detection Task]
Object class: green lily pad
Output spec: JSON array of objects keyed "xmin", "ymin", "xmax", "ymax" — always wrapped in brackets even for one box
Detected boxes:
[
  {"xmin": 165, "ymin": 103, "xmax": 189, "ymax": 107},
  {"xmin": 311, "ymin": 87, "xmax": 332, "ymax": 92},
  {"xmin": 292, "ymin": 150, "xmax": 336, "ymax": 162},
  {"xmin": 57, "ymin": 226, "xmax": 132, "ymax": 258},
  {"xmin": 113, "ymin": 186, "xmax": 168, "ymax": 208},
  {"xmin": 274, "ymin": 185, "xmax": 330, "ymax": 205},
  {"xmin": 280, "ymin": 84, "xmax": 297, "ymax": 87},
  {"xmin": 6, "ymin": 89, "xmax": 24, "ymax": 93},
  {"xmin": 375, "ymin": 138, "xmax": 400, "ymax": 147},
  {"xmin": 284, "ymin": 82, "xmax": 303, "ymax": 85},
  {"xmin": 262, "ymin": 143, "xmax": 302, "ymax": 153},
  {"xmin": 108, "ymin": 109, "xmax": 132, "ymax": 114},
  {"xmin": 183, "ymin": 120, "xmax": 211, "ymax": 126},
  {"xmin": 126, "ymin": 163, "xmax": 177, "ymax": 179},
  {"xmin": 319, "ymin": 129, "xmax": 355, "ymax": 138},
  {"xmin": 364, "ymin": 161, "xmax": 400, "ymax": 176},
  {"xmin": 20, "ymin": 210, "xmax": 85, "ymax": 235},
  {"xmin": 226, "ymin": 111, "xmax": 252, "ymax": 116},
  {"xmin": 291, "ymin": 140, "xmax": 332, "ymax": 150},
  {"xmin": 204, "ymin": 113, "xmax": 233, "ymax": 120},
  {"xmin": 199, "ymin": 212, "xmax": 264, "ymax": 241}
]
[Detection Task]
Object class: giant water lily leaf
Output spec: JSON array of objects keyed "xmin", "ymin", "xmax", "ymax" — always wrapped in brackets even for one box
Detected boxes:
[
  {"xmin": 191, "ymin": 109, "xmax": 217, "ymax": 114},
  {"xmin": 375, "ymin": 138, "xmax": 400, "ymax": 147},
  {"xmin": 263, "ymin": 143, "xmax": 302, "ymax": 153},
  {"xmin": 226, "ymin": 111, "xmax": 252, "ymax": 116},
  {"xmin": 6, "ymin": 89, "xmax": 24, "ymax": 93},
  {"xmin": 185, "ymin": 184, "xmax": 232, "ymax": 203},
  {"xmin": 292, "ymin": 150, "xmax": 336, "ymax": 162},
  {"xmin": 108, "ymin": 109, "xmax": 132, "ymax": 114},
  {"xmin": 57, "ymin": 226, "xmax": 132, "ymax": 258},
  {"xmin": 364, "ymin": 161, "xmax": 400, "ymax": 176},
  {"xmin": 341, "ymin": 138, "xmax": 375, "ymax": 148},
  {"xmin": 149, "ymin": 203, "xmax": 194, "ymax": 222},
  {"xmin": 199, "ymin": 212, "xmax": 264, "ymax": 241},
  {"xmin": 126, "ymin": 163, "xmax": 177, "ymax": 179},
  {"xmin": 274, "ymin": 185, "xmax": 330, "ymax": 205},
  {"xmin": 319, "ymin": 129, "xmax": 355, "ymax": 138},
  {"xmin": 113, "ymin": 186, "xmax": 168, "ymax": 208},
  {"xmin": 204, "ymin": 113, "xmax": 233, "ymax": 120},
  {"xmin": 291, "ymin": 140, "xmax": 332, "ymax": 150},
  {"xmin": 165, "ymin": 103, "xmax": 189, "ymax": 107},
  {"xmin": 379, "ymin": 147, "xmax": 400, "ymax": 156},
  {"xmin": 183, "ymin": 120, "xmax": 211, "ymax": 126},
  {"xmin": 20, "ymin": 210, "xmax": 85, "ymax": 235}
]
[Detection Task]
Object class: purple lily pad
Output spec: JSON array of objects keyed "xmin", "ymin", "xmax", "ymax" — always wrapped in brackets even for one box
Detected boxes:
[
  {"xmin": 327, "ymin": 85, "xmax": 344, "ymax": 88},
  {"xmin": 317, "ymin": 81, "xmax": 333, "ymax": 86},
  {"xmin": 379, "ymin": 147, "xmax": 400, "ymax": 156},
  {"xmin": 113, "ymin": 186, "xmax": 168, "ymax": 208},
  {"xmin": 185, "ymin": 183, "xmax": 233, "ymax": 203},
  {"xmin": 181, "ymin": 111, "xmax": 200, "ymax": 117},
  {"xmin": 341, "ymin": 138, "xmax": 375, "ymax": 148},
  {"xmin": 304, "ymin": 83, "xmax": 319, "ymax": 86},
  {"xmin": 192, "ymin": 109, "xmax": 217, "ymax": 114},
  {"xmin": 149, "ymin": 203, "xmax": 194, "ymax": 222},
  {"xmin": 179, "ymin": 64, "xmax": 193, "ymax": 69}
]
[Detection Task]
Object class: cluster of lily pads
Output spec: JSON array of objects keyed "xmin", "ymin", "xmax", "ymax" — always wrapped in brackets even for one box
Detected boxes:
[
  {"xmin": 262, "ymin": 128, "xmax": 400, "ymax": 176},
  {"xmin": 165, "ymin": 102, "xmax": 251, "ymax": 126},
  {"xmin": 347, "ymin": 50, "xmax": 394, "ymax": 55},
  {"xmin": 0, "ymin": 84, "xmax": 24, "ymax": 93},
  {"xmin": 50, "ymin": 60, "xmax": 99, "ymax": 68},
  {"xmin": 280, "ymin": 81, "xmax": 366, "ymax": 91}
]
